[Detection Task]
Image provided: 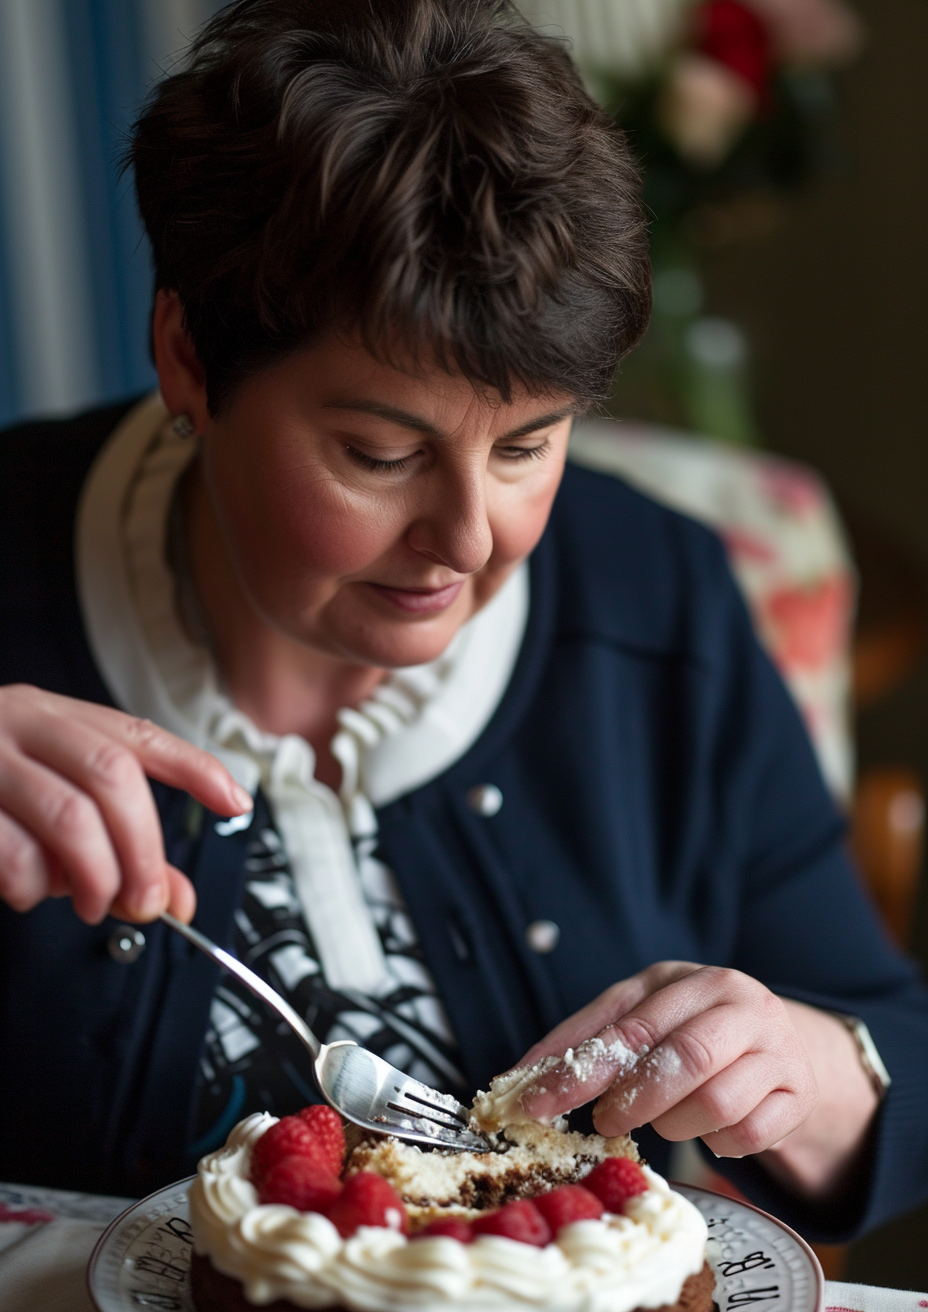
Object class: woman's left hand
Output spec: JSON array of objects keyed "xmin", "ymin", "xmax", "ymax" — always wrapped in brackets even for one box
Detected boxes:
[{"xmin": 518, "ymin": 962, "xmax": 817, "ymax": 1160}]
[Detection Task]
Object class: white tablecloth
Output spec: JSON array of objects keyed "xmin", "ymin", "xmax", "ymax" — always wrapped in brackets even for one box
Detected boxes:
[
  {"xmin": 0, "ymin": 1181, "xmax": 133, "ymax": 1312},
  {"xmin": 2, "ymin": 1181, "xmax": 925, "ymax": 1312}
]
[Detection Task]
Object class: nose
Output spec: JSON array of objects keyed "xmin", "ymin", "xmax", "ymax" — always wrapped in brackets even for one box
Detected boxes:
[{"xmin": 406, "ymin": 465, "xmax": 493, "ymax": 576}]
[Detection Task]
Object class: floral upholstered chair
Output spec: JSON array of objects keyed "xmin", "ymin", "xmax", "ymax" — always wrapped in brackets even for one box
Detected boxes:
[{"xmin": 571, "ymin": 419, "xmax": 856, "ymax": 799}]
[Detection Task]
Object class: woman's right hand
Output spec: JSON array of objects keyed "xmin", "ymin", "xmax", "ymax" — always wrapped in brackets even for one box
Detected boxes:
[{"xmin": 0, "ymin": 685, "xmax": 253, "ymax": 925}]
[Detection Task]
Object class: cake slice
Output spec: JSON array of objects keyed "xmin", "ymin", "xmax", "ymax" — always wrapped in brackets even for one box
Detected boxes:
[{"xmin": 344, "ymin": 1061, "xmax": 639, "ymax": 1226}]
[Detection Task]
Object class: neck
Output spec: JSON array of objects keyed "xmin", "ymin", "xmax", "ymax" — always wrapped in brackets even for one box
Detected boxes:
[{"xmin": 181, "ymin": 461, "xmax": 384, "ymax": 787}]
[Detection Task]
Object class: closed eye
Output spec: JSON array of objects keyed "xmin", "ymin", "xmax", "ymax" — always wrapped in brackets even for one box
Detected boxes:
[
  {"xmin": 345, "ymin": 437, "xmax": 551, "ymax": 471},
  {"xmin": 345, "ymin": 446, "xmax": 417, "ymax": 472},
  {"xmin": 497, "ymin": 440, "xmax": 550, "ymax": 461}
]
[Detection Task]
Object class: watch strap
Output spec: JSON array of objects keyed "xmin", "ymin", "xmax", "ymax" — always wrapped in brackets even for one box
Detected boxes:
[{"xmin": 827, "ymin": 1011, "xmax": 892, "ymax": 1100}]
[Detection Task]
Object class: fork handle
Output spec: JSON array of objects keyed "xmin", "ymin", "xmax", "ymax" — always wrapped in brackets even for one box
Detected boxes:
[{"xmin": 160, "ymin": 911, "xmax": 322, "ymax": 1060}]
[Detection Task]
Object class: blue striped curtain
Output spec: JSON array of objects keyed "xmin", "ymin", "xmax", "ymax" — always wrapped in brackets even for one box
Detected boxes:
[{"xmin": 0, "ymin": 0, "xmax": 223, "ymax": 427}]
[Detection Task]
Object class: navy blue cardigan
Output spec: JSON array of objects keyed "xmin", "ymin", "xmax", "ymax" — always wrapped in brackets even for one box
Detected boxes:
[{"xmin": 1, "ymin": 401, "xmax": 926, "ymax": 1242}]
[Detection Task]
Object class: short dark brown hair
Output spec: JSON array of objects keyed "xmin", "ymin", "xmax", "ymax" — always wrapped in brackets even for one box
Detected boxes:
[{"xmin": 129, "ymin": 0, "xmax": 650, "ymax": 414}]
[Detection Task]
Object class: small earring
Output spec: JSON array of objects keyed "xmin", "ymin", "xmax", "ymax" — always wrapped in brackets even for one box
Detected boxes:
[{"xmin": 172, "ymin": 413, "xmax": 195, "ymax": 440}]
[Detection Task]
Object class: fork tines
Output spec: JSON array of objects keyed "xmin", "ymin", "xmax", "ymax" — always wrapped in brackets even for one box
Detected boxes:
[
  {"xmin": 389, "ymin": 1088, "xmax": 470, "ymax": 1131},
  {"xmin": 384, "ymin": 1077, "xmax": 492, "ymax": 1151}
]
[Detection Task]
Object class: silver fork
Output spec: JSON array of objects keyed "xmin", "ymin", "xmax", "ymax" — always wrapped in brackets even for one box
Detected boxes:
[{"xmin": 160, "ymin": 911, "xmax": 492, "ymax": 1153}]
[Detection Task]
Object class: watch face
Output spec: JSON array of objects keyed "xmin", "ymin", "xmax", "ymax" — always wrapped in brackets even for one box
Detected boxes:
[{"xmin": 87, "ymin": 1179, "xmax": 824, "ymax": 1312}]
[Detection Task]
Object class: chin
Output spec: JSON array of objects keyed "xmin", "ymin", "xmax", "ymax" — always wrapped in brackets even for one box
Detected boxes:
[
  {"xmin": 341, "ymin": 617, "xmax": 464, "ymax": 671},
  {"xmin": 358, "ymin": 633, "xmax": 458, "ymax": 671}
]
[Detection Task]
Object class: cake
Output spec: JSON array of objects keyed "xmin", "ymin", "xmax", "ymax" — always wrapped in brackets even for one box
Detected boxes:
[{"xmin": 189, "ymin": 1061, "xmax": 713, "ymax": 1312}]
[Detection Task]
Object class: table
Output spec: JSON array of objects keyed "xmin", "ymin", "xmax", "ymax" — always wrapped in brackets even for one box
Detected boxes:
[{"xmin": 1, "ymin": 1180, "xmax": 925, "ymax": 1312}]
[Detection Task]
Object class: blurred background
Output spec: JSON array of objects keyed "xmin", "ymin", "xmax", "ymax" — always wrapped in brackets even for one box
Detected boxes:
[
  {"xmin": 0, "ymin": 0, "xmax": 222, "ymax": 424},
  {"xmin": 0, "ymin": 0, "xmax": 925, "ymax": 1286}
]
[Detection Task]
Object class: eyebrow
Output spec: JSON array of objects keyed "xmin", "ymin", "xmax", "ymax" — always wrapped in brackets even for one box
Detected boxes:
[{"xmin": 321, "ymin": 399, "xmax": 581, "ymax": 441}]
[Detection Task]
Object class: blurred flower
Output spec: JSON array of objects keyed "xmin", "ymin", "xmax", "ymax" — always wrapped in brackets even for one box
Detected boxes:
[
  {"xmin": 742, "ymin": 0, "xmax": 863, "ymax": 66},
  {"xmin": 762, "ymin": 575, "xmax": 852, "ymax": 670},
  {"xmin": 695, "ymin": 0, "xmax": 773, "ymax": 100},
  {"xmin": 658, "ymin": 51, "xmax": 757, "ymax": 166}
]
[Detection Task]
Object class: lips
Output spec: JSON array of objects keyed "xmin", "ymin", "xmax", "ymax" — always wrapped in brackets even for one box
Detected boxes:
[{"xmin": 366, "ymin": 580, "xmax": 465, "ymax": 615}]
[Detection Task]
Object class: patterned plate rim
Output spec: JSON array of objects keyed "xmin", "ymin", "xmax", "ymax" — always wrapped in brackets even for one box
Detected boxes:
[
  {"xmin": 673, "ymin": 1182, "xmax": 825, "ymax": 1312},
  {"xmin": 86, "ymin": 1177, "xmax": 825, "ymax": 1312},
  {"xmin": 86, "ymin": 1174, "xmax": 197, "ymax": 1312}
]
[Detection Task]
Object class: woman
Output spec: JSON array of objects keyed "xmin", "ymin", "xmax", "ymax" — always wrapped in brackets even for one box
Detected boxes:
[{"xmin": 0, "ymin": 0, "xmax": 925, "ymax": 1243}]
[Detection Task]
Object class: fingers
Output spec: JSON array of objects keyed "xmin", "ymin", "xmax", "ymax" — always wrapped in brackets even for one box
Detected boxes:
[
  {"xmin": 64, "ymin": 697, "xmax": 252, "ymax": 816},
  {"xmin": 520, "ymin": 963, "xmax": 817, "ymax": 1162},
  {"xmin": 519, "ymin": 962, "xmax": 701, "ymax": 1071},
  {"xmin": 589, "ymin": 974, "xmax": 817, "ymax": 1155},
  {"xmin": 0, "ymin": 808, "xmax": 50, "ymax": 912},
  {"xmin": 18, "ymin": 713, "xmax": 171, "ymax": 920},
  {"xmin": 644, "ymin": 1048, "xmax": 776, "ymax": 1142},
  {"xmin": 0, "ymin": 685, "xmax": 251, "ymax": 924},
  {"xmin": 0, "ymin": 744, "xmax": 122, "ymax": 923},
  {"xmin": 700, "ymin": 1087, "xmax": 816, "ymax": 1159},
  {"xmin": 519, "ymin": 962, "xmax": 705, "ymax": 1121},
  {"xmin": 1, "ymin": 687, "xmax": 252, "ymax": 817},
  {"xmin": 658, "ymin": 1057, "xmax": 817, "ymax": 1154},
  {"xmin": 166, "ymin": 865, "xmax": 197, "ymax": 924},
  {"xmin": 111, "ymin": 864, "xmax": 197, "ymax": 925},
  {"xmin": 590, "ymin": 984, "xmax": 763, "ymax": 1135}
]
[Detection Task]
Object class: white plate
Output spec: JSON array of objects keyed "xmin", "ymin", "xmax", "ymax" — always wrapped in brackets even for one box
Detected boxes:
[{"xmin": 86, "ymin": 1178, "xmax": 824, "ymax": 1312}]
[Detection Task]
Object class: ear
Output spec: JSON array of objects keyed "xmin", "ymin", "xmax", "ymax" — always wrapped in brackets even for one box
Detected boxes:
[{"xmin": 152, "ymin": 289, "xmax": 211, "ymax": 433}]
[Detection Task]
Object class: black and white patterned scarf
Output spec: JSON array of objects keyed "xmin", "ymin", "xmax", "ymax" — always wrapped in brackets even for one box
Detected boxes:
[{"xmin": 191, "ymin": 793, "xmax": 466, "ymax": 1158}]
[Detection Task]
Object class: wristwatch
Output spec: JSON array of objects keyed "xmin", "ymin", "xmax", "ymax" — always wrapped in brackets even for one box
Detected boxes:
[{"xmin": 828, "ymin": 1012, "xmax": 892, "ymax": 1101}]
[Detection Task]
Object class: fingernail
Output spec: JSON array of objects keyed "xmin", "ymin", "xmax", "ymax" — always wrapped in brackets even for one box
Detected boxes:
[
  {"xmin": 231, "ymin": 785, "xmax": 253, "ymax": 812},
  {"xmin": 136, "ymin": 884, "xmax": 166, "ymax": 919}
]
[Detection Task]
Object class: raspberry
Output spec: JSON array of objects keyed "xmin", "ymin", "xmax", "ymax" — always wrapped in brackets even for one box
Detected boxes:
[
  {"xmin": 533, "ymin": 1185, "xmax": 604, "ymax": 1234},
  {"xmin": 297, "ymin": 1104, "xmax": 347, "ymax": 1175},
  {"xmin": 258, "ymin": 1156, "xmax": 343, "ymax": 1212},
  {"xmin": 413, "ymin": 1218, "xmax": 474, "ymax": 1243},
  {"xmin": 250, "ymin": 1116, "xmax": 326, "ymax": 1185},
  {"xmin": 471, "ymin": 1200, "xmax": 551, "ymax": 1247},
  {"xmin": 583, "ymin": 1158, "xmax": 648, "ymax": 1213},
  {"xmin": 326, "ymin": 1172, "xmax": 409, "ymax": 1238}
]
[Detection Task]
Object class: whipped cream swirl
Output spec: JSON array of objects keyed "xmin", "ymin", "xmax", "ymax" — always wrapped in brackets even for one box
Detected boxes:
[{"xmin": 189, "ymin": 1114, "xmax": 707, "ymax": 1312}]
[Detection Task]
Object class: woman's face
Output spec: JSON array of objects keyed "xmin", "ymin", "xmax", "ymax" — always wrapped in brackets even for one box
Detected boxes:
[{"xmin": 179, "ymin": 331, "xmax": 576, "ymax": 671}]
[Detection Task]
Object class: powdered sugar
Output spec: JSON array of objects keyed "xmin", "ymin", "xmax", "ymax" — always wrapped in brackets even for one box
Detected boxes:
[
  {"xmin": 560, "ymin": 1034, "xmax": 641, "ymax": 1083},
  {"xmin": 627, "ymin": 1043, "xmax": 682, "ymax": 1089},
  {"xmin": 649, "ymin": 1045, "xmax": 682, "ymax": 1079},
  {"xmin": 602, "ymin": 1043, "xmax": 684, "ymax": 1115},
  {"xmin": 473, "ymin": 1035, "xmax": 683, "ymax": 1132}
]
